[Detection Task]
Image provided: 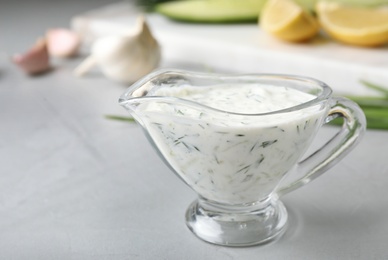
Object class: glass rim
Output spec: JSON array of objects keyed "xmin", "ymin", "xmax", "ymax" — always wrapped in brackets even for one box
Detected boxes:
[{"xmin": 119, "ymin": 68, "xmax": 333, "ymax": 116}]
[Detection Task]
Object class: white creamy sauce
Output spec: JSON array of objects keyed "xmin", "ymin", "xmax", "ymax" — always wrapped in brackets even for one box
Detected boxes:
[
  {"xmin": 140, "ymin": 84, "xmax": 326, "ymax": 204},
  {"xmin": 153, "ymin": 84, "xmax": 314, "ymax": 114}
]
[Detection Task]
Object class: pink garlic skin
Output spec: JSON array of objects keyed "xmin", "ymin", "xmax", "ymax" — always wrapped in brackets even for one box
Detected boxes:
[
  {"xmin": 12, "ymin": 38, "xmax": 51, "ymax": 75},
  {"xmin": 46, "ymin": 28, "xmax": 81, "ymax": 58}
]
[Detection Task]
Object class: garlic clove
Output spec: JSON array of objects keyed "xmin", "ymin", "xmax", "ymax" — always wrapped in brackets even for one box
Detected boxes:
[
  {"xmin": 12, "ymin": 38, "xmax": 51, "ymax": 75},
  {"xmin": 46, "ymin": 28, "xmax": 81, "ymax": 58},
  {"xmin": 74, "ymin": 15, "xmax": 161, "ymax": 84}
]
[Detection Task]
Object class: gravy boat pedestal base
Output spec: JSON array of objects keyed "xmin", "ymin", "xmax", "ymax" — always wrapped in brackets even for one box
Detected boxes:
[{"xmin": 186, "ymin": 198, "xmax": 288, "ymax": 246}]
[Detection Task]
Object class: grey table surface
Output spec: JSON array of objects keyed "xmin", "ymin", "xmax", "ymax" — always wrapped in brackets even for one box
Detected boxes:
[{"xmin": 1, "ymin": 0, "xmax": 388, "ymax": 259}]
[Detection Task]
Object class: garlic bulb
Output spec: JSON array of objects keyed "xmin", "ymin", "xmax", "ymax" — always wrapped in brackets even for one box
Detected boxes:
[{"xmin": 74, "ymin": 15, "xmax": 161, "ymax": 84}]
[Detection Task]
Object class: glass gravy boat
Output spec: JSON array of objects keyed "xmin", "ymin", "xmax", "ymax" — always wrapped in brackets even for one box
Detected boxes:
[{"xmin": 119, "ymin": 69, "xmax": 366, "ymax": 247}]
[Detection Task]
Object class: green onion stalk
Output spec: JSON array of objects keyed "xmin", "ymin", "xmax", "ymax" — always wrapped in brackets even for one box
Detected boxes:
[{"xmin": 331, "ymin": 80, "xmax": 388, "ymax": 130}]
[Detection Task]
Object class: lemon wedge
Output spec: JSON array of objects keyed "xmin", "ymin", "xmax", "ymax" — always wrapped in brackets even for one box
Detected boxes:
[
  {"xmin": 260, "ymin": 0, "xmax": 320, "ymax": 42},
  {"xmin": 316, "ymin": 1, "xmax": 388, "ymax": 47}
]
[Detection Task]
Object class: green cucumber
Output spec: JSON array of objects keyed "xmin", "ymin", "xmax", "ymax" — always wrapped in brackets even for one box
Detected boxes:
[
  {"xmin": 155, "ymin": 0, "xmax": 267, "ymax": 23},
  {"xmin": 296, "ymin": 0, "xmax": 388, "ymax": 10},
  {"xmin": 326, "ymin": 0, "xmax": 388, "ymax": 7},
  {"xmin": 155, "ymin": 0, "xmax": 388, "ymax": 24}
]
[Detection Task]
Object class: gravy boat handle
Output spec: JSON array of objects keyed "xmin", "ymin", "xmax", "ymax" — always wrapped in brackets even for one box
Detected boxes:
[{"xmin": 276, "ymin": 97, "xmax": 366, "ymax": 197}]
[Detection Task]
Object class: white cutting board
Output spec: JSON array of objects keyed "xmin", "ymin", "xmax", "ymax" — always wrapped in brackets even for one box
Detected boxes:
[{"xmin": 71, "ymin": 1, "xmax": 388, "ymax": 95}]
